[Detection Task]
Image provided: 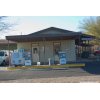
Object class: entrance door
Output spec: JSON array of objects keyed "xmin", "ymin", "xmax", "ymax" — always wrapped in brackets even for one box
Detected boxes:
[{"xmin": 32, "ymin": 46, "xmax": 39, "ymax": 63}]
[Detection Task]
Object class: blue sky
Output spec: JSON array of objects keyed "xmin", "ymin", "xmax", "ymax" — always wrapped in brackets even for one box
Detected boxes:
[{"xmin": 0, "ymin": 16, "xmax": 90, "ymax": 38}]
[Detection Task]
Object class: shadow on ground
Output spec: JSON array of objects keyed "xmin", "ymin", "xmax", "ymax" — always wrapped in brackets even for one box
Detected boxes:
[{"xmin": 81, "ymin": 61, "xmax": 100, "ymax": 75}]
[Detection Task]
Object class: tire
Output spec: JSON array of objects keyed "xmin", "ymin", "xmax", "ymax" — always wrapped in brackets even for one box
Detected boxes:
[
  {"xmin": 94, "ymin": 53, "xmax": 97, "ymax": 56},
  {"xmin": 1, "ymin": 61, "xmax": 6, "ymax": 66}
]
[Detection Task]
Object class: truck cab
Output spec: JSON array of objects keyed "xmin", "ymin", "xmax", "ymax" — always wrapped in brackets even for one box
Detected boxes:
[{"xmin": 0, "ymin": 51, "xmax": 9, "ymax": 66}]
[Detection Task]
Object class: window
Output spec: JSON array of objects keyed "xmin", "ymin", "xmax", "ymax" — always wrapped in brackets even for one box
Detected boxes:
[
  {"xmin": 32, "ymin": 43, "xmax": 39, "ymax": 54},
  {"xmin": 33, "ymin": 48, "xmax": 38, "ymax": 54},
  {"xmin": 53, "ymin": 42, "xmax": 61, "ymax": 55},
  {"xmin": 0, "ymin": 52, "xmax": 4, "ymax": 56}
]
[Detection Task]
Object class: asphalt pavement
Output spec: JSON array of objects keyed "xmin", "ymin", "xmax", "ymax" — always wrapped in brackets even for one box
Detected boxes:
[
  {"xmin": 0, "ymin": 61, "xmax": 100, "ymax": 82},
  {"xmin": 0, "ymin": 68, "xmax": 92, "ymax": 81}
]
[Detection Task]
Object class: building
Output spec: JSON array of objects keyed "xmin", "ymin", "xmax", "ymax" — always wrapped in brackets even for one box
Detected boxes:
[
  {"xmin": 0, "ymin": 39, "xmax": 17, "ymax": 50},
  {"xmin": 6, "ymin": 27, "xmax": 94, "ymax": 64}
]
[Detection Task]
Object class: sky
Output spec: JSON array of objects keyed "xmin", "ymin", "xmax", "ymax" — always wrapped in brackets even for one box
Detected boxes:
[{"xmin": 0, "ymin": 16, "xmax": 89, "ymax": 39}]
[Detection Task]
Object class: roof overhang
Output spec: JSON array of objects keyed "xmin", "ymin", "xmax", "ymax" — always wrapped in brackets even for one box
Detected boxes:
[
  {"xmin": 0, "ymin": 39, "xmax": 16, "ymax": 44},
  {"xmin": 6, "ymin": 27, "xmax": 95, "ymax": 42},
  {"xmin": 6, "ymin": 35, "xmax": 80, "ymax": 42}
]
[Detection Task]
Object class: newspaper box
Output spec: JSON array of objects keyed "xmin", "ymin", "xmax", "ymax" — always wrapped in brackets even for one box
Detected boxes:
[{"xmin": 24, "ymin": 50, "xmax": 32, "ymax": 66}]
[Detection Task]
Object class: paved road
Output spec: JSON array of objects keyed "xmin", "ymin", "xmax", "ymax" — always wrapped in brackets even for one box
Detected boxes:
[{"xmin": 0, "ymin": 68, "xmax": 93, "ymax": 81}]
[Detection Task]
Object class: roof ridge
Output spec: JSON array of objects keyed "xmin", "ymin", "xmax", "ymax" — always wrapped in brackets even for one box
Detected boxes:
[{"xmin": 29, "ymin": 27, "xmax": 76, "ymax": 35}]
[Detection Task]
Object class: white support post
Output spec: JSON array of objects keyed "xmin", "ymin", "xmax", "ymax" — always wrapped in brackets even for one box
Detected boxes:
[{"xmin": 8, "ymin": 40, "xmax": 10, "ymax": 67}]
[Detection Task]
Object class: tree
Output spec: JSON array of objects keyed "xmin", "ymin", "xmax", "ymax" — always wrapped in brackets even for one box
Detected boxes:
[
  {"xmin": 0, "ymin": 16, "xmax": 13, "ymax": 32},
  {"xmin": 80, "ymin": 16, "xmax": 100, "ymax": 45}
]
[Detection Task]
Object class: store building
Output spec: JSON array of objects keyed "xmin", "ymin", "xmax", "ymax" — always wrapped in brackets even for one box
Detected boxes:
[
  {"xmin": 0, "ymin": 39, "xmax": 17, "ymax": 50},
  {"xmin": 6, "ymin": 27, "xmax": 94, "ymax": 64}
]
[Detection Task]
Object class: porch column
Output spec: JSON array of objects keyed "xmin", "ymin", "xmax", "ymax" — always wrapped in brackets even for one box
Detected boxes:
[
  {"xmin": 38, "ymin": 42, "xmax": 40, "ymax": 62},
  {"xmin": 31, "ymin": 42, "xmax": 33, "ymax": 65},
  {"xmin": 8, "ymin": 40, "xmax": 11, "ymax": 67},
  {"xmin": 88, "ymin": 40, "xmax": 90, "ymax": 52},
  {"xmin": 78, "ymin": 36, "xmax": 81, "ymax": 57},
  {"xmin": 43, "ymin": 38, "xmax": 46, "ymax": 65}
]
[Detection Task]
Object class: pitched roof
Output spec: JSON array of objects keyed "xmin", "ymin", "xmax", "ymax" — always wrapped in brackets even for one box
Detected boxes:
[
  {"xmin": 28, "ymin": 27, "xmax": 81, "ymax": 36},
  {"xmin": 6, "ymin": 27, "xmax": 82, "ymax": 42}
]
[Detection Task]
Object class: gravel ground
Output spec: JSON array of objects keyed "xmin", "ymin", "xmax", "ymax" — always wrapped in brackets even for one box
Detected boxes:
[{"xmin": 1, "ymin": 75, "xmax": 100, "ymax": 83}]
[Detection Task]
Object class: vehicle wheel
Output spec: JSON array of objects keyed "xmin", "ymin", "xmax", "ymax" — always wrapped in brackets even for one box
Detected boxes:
[
  {"xmin": 94, "ymin": 53, "xmax": 97, "ymax": 56},
  {"xmin": 2, "ymin": 61, "xmax": 6, "ymax": 66}
]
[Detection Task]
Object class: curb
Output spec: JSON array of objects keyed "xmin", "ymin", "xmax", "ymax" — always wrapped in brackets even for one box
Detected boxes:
[
  {"xmin": 29, "ymin": 68, "xmax": 52, "ymax": 71},
  {"xmin": 7, "ymin": 63, "xmax": 85, "ymax": 71},
  {"xmin": 52, "ymin": 68, "xmax": 68, "ymax": 70}
]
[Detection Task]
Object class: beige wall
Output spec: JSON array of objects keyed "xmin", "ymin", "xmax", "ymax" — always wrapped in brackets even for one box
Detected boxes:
[
  {"xmin": 39, "ymin": 41, "xmax": 53, "ymax": 62},
  {"xmin": 17, "ymin": 40, "xmax": 76, "ymax": 63},
  {"xmin": 61, "ymin": 40, "xmax": 76, "ymax": 61},
  {"xmin": 17, "ymin": 42, "xmax": 31, "ymax": 50}
]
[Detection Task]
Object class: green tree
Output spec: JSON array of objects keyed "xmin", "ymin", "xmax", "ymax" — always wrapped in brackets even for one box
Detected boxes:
[{"xmin": 80, "ymin": 16, "xmax": 100, "ymax": 45}]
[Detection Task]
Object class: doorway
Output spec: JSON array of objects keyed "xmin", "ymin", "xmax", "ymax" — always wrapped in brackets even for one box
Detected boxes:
[{"xmin": 32, "ymin": 46, "xmax": 39, "ymax": 64}]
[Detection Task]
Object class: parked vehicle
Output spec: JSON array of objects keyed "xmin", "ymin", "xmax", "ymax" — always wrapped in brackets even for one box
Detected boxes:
[
  {"xmin": 81, "ymin": 51, "xmax": 90, "ymax": 58},
  {"xmin": 94, "ymin": 50, "xmax": 100, "ymax": 56},
  {"xmin": 0, "ymin": 51, "xmax": 9, "ymax": 66}
]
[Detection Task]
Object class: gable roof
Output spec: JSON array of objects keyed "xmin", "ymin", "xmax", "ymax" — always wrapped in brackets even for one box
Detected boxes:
[
  {"xmin": 6, "ymin": 27, "xmax": 82, "ymax": 42},
  {"xmin": 29, "ymin": 27, "xmax": 74, "ymax": 35},
  {"xmin": 28, "ymin": 27, "xmax": 81, "ymax": 36}
]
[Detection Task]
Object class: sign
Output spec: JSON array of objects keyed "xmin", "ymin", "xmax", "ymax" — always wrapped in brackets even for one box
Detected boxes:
[
  {"xmin": 24, "ymin": 50, "xmax": 32, "ymax": 66},
  {"xmin": 25, "ymin": 60, "xmax": 31, "ymax": 66},
  {"xmin": 60, "ymin": 58, "xmax": 66, "ymax": 65},
  {"xmin": 81, "ymin": 38, "xmax": 93, "ymax": 41},
  {"xmin": 11, "ymin": 52, "xmax": 25, "ymax": 65}
]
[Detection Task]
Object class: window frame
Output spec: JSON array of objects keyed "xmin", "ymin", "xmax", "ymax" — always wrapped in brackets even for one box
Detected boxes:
[{"xmin": 53, "ymin": 42, "xmax": 61, "ymax": 56}]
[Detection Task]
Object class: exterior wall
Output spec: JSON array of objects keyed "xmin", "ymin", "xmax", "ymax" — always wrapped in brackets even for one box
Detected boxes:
[
  {"xmin": 39, "ymin": 41, "xmax": 53, "ymax": 63},
  {"xmin": 17, "ymin": 42, "xmax": 31, "ymax": 50},
  {"xmin": 0, "ymin": 44, "xmax": 17, "ymax": 50},
  {"xmin": 61, "ymin": 40, "xmax": 76, "ymax": 61},
  {"xmin": 17, "ymin": 39, "xmax": 76, "ymax": 63}
]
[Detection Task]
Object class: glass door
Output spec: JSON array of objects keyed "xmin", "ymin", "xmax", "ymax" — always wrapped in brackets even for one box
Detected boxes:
[{"xmin": 32, "ymin": 44, "xmax": 39, "ymax": 63}]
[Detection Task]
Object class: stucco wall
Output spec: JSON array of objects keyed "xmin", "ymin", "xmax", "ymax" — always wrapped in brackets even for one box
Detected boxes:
[
  {"xmin": 17, "ymin": 40, "xmax": 76, "ymax": 63},
  {"xmin": 39, "ymin": 42, "xmax": 53, "ymax": 62},
  {"xmin": 61, "ymin": 40, "xmax": 76, "ymax": 61},
  {"xmin": 17, "ymin": 42, "xmax": 31, "ymax": 50}
]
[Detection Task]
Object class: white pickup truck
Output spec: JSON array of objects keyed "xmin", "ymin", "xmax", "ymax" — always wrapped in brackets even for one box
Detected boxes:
[{"xmin": 0, "ymin": 51, "xmax": 9, "ymax": 66}]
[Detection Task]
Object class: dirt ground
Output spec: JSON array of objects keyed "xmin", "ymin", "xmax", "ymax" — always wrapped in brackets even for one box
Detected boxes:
[{"xmin": 1, "ymin": 75, "xmax": 100, "ymax": 83}]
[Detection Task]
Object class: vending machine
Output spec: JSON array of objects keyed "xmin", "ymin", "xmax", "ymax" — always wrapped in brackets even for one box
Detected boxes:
[
  {"xmin": 59, "ymin": 52, "xmax": 67, "ymax": 65},
  {"xmin": 11, "ymin": 51, "xmax": 25, "ymax": 66},
  {"xmin": 24, "ymin": 50, "xmax": 32, "ymax": 66},
  {"xmin": 11, "ymin": 49, "xmax": 32, "ymax": 66}
]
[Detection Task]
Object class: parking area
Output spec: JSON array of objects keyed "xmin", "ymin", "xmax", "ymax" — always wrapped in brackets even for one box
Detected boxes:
[
  {"xmin": 0, "ymin": 61, "xmax": 100, "ymax": 82},
  {"xmin": 1, "ymin": 75, "xmax": 100, "ymax": 83},
  {"xmin": 0, "ymin": 67, "xmax": 93, "ymax": 82}
]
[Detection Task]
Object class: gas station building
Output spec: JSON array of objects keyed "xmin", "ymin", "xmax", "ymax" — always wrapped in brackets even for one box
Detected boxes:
[{"xmin": 6, "ymin": 27, "xmax": 94, "ymax": 65}]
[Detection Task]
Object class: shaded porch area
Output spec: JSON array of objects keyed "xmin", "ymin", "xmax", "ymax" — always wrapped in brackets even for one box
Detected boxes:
[{"xmin": 75, "ymin": 34, "xmax": 95, "ymax": 60}]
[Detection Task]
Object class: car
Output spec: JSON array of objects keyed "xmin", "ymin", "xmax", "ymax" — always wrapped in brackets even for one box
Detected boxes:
[
  {"xmin": 94, "ymin": 50, "xmax": 100, "ymax": 56},
  {"xmin": 0, "ymin": 51, "xmax": 9, "ymax": 66}
]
